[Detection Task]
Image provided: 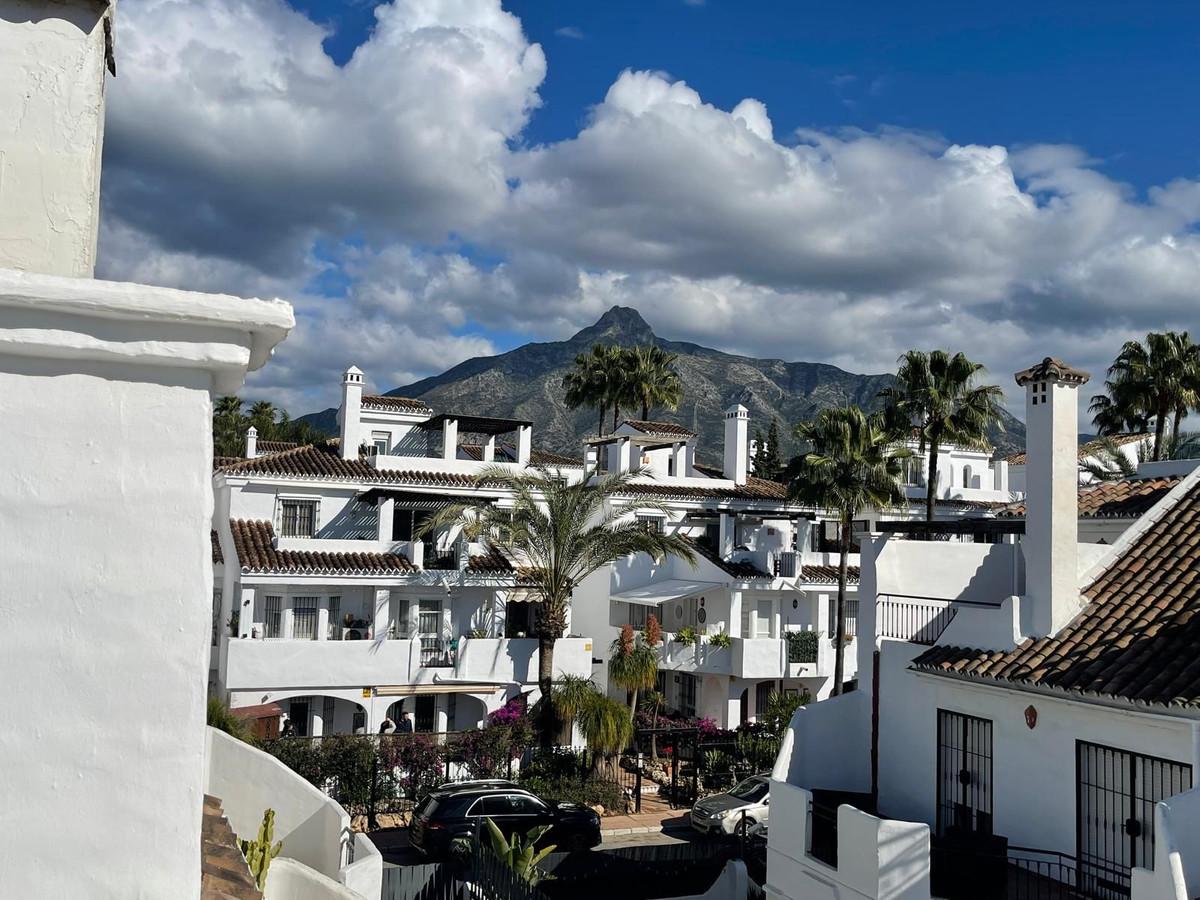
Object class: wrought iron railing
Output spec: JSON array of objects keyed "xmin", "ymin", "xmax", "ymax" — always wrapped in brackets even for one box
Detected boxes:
[
  {"xmin": 877, "ymin": 599, "xmax": 958, "ymax": 645},
  {"xmin": 774, "ymin": 551, "xmax": 798, "ymax": 578},
  {"xmin": 931, "ymin": 840, "xmax": 1129, "ymax": 900}
]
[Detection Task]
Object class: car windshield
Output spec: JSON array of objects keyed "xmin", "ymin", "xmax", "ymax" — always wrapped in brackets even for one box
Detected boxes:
[{"xmin": 728, "ymin": 778, "xmax": 768, "ymax": 803}]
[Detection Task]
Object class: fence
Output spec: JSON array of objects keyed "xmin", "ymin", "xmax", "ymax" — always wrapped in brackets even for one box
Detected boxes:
[
  {"xmin": 382, "ymin": 843, "xmax": 545, "ymax": 900},
  {"xmin": 930, "ymin": 840, "xmax": 1112, "ymax": 900},
  {"xmin": 877, "ymin": 598, "xmax": 958, "ymax": 644}
]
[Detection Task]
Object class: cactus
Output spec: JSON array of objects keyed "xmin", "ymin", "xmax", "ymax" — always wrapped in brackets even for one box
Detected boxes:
[{"xmin": 239, "ymin": 808, "xmax": 283, "ymax": 890}]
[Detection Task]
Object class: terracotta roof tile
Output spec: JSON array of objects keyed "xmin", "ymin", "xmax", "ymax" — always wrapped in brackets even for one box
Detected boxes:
[
  {"xmin": 459, "ymin": 444, "xmax": 583, "ymax": 467},
  {"xmin": 361, "ymin": 395, "xmax": 431, "ymax": 413},
  {"xmin": 998, "ymin": 475, "xmax": 1180, "ymax": 519},
  {"xmin": 622, "ymin": 474, "xmax": 788, "ymax": 503},
  {"xmin": 213, "ymin": 456, "xmax": 243, "ymax": 471},
  {"xmin": 230, "ymin": 519, "xmax": 416, "ymax": 576},
  {"xmin": 624, "ymin": 420, "xmax": 697, "ymax": 438},
  {"xmin": 255, "ymin": 440, "xmax": 297, "ymax": 455},
  {"xmin": 799, "ymin": 564, "xmax": 860, "ymax": 585},
  {"xmin": 212, "ymin": 531, "xmax": 223, "ymax": 565},
  {"xmin": 1004, "ymin": 433, "xmax": 1148, "ymax": 466},
  {"xmin": 913, "ymin": 477, "xmax": 1200, "ymax": 708}
]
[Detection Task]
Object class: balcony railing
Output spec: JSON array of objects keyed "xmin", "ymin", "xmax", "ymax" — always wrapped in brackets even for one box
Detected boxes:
[
  {"xmin": 419, "ymin": 638, "xmax": 454, "ymax": 667},
  {"xmin": 422, "ymin": 540, "xmax": 458, "ymax": 570},
  {"xmin": 774, "ymin": 551, "xmax": 798, "ymax": 578},
  {"xmin": 877, "ymin": 598, "xmax": 958, "ymax": 645}
]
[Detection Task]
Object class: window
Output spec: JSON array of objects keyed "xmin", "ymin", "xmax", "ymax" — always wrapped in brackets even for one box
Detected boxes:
[
  {"xmin": 628, "ymin": 602, "xmax": 649, "ymax": 630},
  {"xmin": 507, "ymin": 794, "xmax": 546, "ymax": 815},
  {"xmin": 264, "ymin": 595, "xmax": 282, "ymax": 638},
  {"xmin": 371, "ymin": 431, "xmax": 390, "ymax": 456},
  {"xmin": 827, "ymin": 597, "xmax": 858, "ymax": 638},
  {"xmin": 279, "ymin": 499, "xmax": 318, "ymax": 538},
  {"xmin": 679, "ymin": 673, "xmax": 697, "ymax": 718},
  {"xmin": 292, "ymin": 596, "xmax": 319, "ymax": 641},
  {"xmin": 322, "ymin": 697, "xmax": 335, "ymax": 732},
  {"xmin": 327, "ymin": 596, "xmax": 341, "ymax": 640},
  {"xmin": 636, "ymin": 514, "xmax": 665, "ymax": 534},
  {"xmin": 211, "ymin": 588, "xmax": 222, "ymax": 647},
  {"xmin": 755, "ymin": 681, "xmax": 774, "ymax": 717}
]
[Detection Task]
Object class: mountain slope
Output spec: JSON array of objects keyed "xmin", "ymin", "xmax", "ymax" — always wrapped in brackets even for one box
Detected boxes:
[{"xmin": 300, "ymin": 306, "xmax": 1025, "ymax": 461}]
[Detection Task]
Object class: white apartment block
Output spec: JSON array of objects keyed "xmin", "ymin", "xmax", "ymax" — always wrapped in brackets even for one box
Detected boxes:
[{"xmin": 766, "ymin": 357, "xmax": 1200, "ymax": 900}]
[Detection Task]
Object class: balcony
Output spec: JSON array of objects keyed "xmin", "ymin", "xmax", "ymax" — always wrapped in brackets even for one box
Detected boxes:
[{"xmin": 225, "ymin": 636, "xmax": 592, "ymax": 692}]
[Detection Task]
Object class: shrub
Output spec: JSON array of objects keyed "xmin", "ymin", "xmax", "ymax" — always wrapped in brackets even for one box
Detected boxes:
[
  {"xmin": 523, "ymin": 747, "xmax": 587, "ymax": 781},
  {"xmin": 706, "ymin": 631, "xmax": 732, "ymax": 649},
  {"xmin": 206, "ymin": 697, "xmax": 257, "ymax": 746},
  {"xmin": 642, "ymin": 614, "xmax": 662, "ymax": 648},
  {"xmin": 786, "ymin": 630, "xmax": 819, "ymax": 663},
  {"xmin": 520, "ymin": 775, "xmax": 626, "ymax": 814},
  {"xmin": 675, "ymin": 626, "xmax": 698, "ymax": 645}
]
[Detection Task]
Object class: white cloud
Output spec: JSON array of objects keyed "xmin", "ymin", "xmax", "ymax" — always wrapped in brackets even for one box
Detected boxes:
[
  {"xmin": 96, "ymin": 5, "xmax": 1200, "ymax": 425},
  {"xmin": 555, "ymin": 25, "xmax": 584, "ymax": 39}
]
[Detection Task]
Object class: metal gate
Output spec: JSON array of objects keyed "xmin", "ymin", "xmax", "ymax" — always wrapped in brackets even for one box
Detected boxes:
[
  {"xmin": 936, "ymin": 710, "xmax": 993, "ymax": 836},
  {"xmin": 1077, "ymin": 741, "xmax": 1193, "ymax": 898}
]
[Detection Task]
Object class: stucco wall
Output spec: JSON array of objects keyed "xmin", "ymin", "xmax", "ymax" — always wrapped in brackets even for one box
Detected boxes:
[
  {"xmin": 0, "ymin": 361, "xmax": 214, "ymax": 899},
  {"xmin": 0, "ymin": 0, "xmax": 108, "ymax": 276}
]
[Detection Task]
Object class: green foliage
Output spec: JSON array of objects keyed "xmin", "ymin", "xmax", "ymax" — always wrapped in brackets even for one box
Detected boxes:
[
  {"xmin": 759, "ymin": 690, "xmax": 811, "ymax": 738},
  {"xmin": 785, "ymin": 630, "xmax": 819, "ymax": 663},
  {"xmin": 484, "ymin": 817, "xmax": 556, "ymax": 885},
  {"xmin": 609, "ymin": 624, "xmax": 659, "ymax": 719},
  {"xmin": 449, "ymin": 721, "xmax": 534, "ymax": 779},
  {"xmin": 206, "ymin": 697, "xmax": 257, "ymax": 746},
  {"xmin": 562, "ymin": 343, "xmax": 683, "ymax": 434},
  {"xmin": 552, "ymin": 676, "xmax": 633, "ymax": 758},
  {"xmin": 1080, "ymin": 436, "xmax": 1141, "ymax": 482},
  {"xmin": 706, "ymin": 631, "xmax": 732, "ymax": 649},
  {"xmin": 212, "ymin": 396, "xmax": 327, "ymax": 458},
  {"xmin": 754, "ymin": 418, "xmax": 785, "ymax": 481},
  {"xmin": 674, "ymin": 626, "xmax": 699, "ymax": 646},
  {"xmin": 520, "ymin": 775, "xmax": 625, "ymax": 813},
  {"xmin": 239, "ymin": 808, "xmax": 282, "ymax": 891}
]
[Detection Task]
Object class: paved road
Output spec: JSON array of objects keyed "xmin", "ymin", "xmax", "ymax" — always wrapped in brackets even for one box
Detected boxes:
[{"xmin": 372, "ymin": 824, "xmax": 702, "ymax": 868}]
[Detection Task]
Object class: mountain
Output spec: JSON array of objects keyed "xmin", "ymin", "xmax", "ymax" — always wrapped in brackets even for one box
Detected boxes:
[{"xmin": 299, "ymin": 306, "xmax": 1025, "ymax": 462}]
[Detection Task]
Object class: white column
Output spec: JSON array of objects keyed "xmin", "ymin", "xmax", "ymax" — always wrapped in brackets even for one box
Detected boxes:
[
  {"xmin": 281, "ymin": 596, "xmax": 295, "ymax": 640},
  {"xmin": 442, "ymin": 418, "xmax": 459, "ymax": 461},
  {"xmin": 516, "ymin": 425, "xmax": 533, "ymax": 466},
  {"xmin": 372, "ymin": 588, "xmax": 391, "ymax": 639},
  {"xmin": 435, "ymin": 695, "xmax": 450, "ymax": 733},
  {"xmin": 310, "ymin": 704, "xmax": 325, "ymax": 737},
  {"xmin": 238, "ymin": 586, "xmax": 255, "ymax": 639},
  {"xmin": 616, "ymin": 437, "xmax": 634, "ymax": 473},
  {"xmin": 317, "ymin": 603, "xmax": 329, "ymax": 642},
  {"xmin": 377, "ymin": 496, "xmax": 395, "ymax": 541},
  {"xmin": 244, "ymin": 425, "xmax": 258, "ymax": 459},
  {"xmin": 719, "ymin": 513, "xmax": 735, "ymax": 558},
  {"xmin": 729, "ymin": 590, "xmax": 743, "ymax": 638},
  {"xmin": 482, "ymin": 434, "xmax": 496, "ymax": 462}
]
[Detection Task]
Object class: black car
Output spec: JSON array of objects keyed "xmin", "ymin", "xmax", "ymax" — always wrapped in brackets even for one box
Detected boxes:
[{"xmin": 409, "ymin": 781, "xmax": 602, "ymax": 857}]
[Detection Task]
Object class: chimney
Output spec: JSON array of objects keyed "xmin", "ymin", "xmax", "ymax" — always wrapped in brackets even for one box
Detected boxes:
[
  {"xmin": 516, "ymin": 424, "xmax": 532, "ymax": 466},
  {"xmin": 0, "ymin": 2, "xmax": 115, "ymax": 277},
  {"xmin": 339, "ymin": 365, "xmax": 364, "ymax": 459},
  {"xmin": 244, "ymin": 425, "xmax": 258, "ymax": 459},
  {"xmin": 723, "ymin": 404, "xmax": 750, "ymax": 485},
  {"xmin": 1014, "ymin": 357, "xmax": 1090, "ymax": 637}
]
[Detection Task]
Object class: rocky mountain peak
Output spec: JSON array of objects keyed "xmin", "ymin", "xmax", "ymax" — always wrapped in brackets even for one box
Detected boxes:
[{"xmin": 568, "ymin": 305, "xmax": 657, "ymax": 347}]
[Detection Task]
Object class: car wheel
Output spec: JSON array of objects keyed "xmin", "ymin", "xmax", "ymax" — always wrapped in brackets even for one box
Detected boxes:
[{"xmin": 734, "ymin": 817, "xmax": 754, "ymax": 839}]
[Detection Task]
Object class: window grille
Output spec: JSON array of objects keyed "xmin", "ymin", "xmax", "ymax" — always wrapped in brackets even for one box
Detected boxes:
[
  {"xmin": 636, "ymin": 514, "xmax": 665, "ymax": 534},
  {"xmin": 279, "ymin": 499, "xmax": 318, "ymax": 538},
  {"xmin": 264, "ymin": 595, "xmax": 282, "ymax": 638},
  {"xmin": 628, "ymin": 602, "xmax": 649, "ymax": 630},
  {"xmin": 327, "ymin": 596, "xmax": 341, "ymax": 640},
  {"xmin": 827, "ymin": 597, "xmax": 859, "ymax": 638},
  {"xmin": 292, "ymin": 596, "xmax": 319, "ymax": 641}
]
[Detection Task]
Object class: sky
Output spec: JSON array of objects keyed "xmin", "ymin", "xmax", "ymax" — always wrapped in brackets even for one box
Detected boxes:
[{"xmin": 96, "ymin": 0, "xmax": 1200, "ymax": 421}]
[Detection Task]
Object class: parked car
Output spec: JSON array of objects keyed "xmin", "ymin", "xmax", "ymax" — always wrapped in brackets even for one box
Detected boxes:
[
  {"xmin": 689, "ymin": 774, "xmax": 770, "ymax": 837},
  {"xmin": 410, "ymin": 781, "xmax": 602, "ymax": 858}
]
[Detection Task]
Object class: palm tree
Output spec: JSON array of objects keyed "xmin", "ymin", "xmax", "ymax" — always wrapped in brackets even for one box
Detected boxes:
[
  {"xmin": 554, "ymin": 676, "xmax": 634, "ymax": 778},
  {"xmin": 213, "ymin": 396, "xmax": 246, "ymax": 457},
  {"xmin": 878, "ymin": 350, "xmax": 1004, "ymax": 522},
  {"xmin": 626, "ymin": 346, "xmax": 683, "ymax": 421},
  {"xmin": 1080, "ymin": 437, "xmax": 1139, "ymax": 483},
  {"xmin": 1091, "ymin": 332, "xmax": 1200, "ymax": 461},
  {"xmin": 421, "ymin": 467, "xmax": 696, "ymax": 745},
  {"xmin": 248, "ymin": 400, "xmax": 277, "ymax": 436},
  {"xmin": 788, "ymin": 407, "xmax": 909, "ymax": 696},
  {"xmin": 564, "ymin": 344, "xmax": 621, "ymax": 437},
  {"xmin": 608, "ymin": 624, "xmax": 659, "ymax": 720}
]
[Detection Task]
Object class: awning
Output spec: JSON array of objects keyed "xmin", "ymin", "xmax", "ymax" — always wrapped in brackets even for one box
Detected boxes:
[
  {"xmin": 504, "ymin": 588, "xmax": 543, "ymax": 603},
  {"xmin": 612, "ymin": 578, "xmax": 722, "ymax": 607},
  {"xmin": 230, "ymin": 703, "xmax": 282, "ymax": 720},
  {"xmin": 375, "ymin": 683, "xmax": 502, "ymax": 697}
]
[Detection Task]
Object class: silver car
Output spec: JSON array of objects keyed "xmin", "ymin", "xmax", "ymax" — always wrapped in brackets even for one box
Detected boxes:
[{"xmin": 690, "ymin": 774, "xmax": 770, "ymax": 837}]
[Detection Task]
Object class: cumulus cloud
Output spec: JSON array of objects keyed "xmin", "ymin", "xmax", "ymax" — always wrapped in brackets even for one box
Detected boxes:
[{"xmin": 97, "ymin": 3, "xmax": 1200, "ymax": 420}]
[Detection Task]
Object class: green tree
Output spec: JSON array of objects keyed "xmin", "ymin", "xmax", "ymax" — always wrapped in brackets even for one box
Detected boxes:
[
  {"xmin": 755, "ymin": 418, "xmax": 784, "ymax": 480},
  {"xmin": 626, "ymin": 345, "xmax": 683, "ymax": 421},
  {"xmin": 608, "ymin": 624, "xmax": 658, "ymax": 720},
  {"xmin": 878, "ymin": 350, "xmax": 1004, "ymax": 522},
  {"xmin": 789, "ymin": 407, "xmax": 909, "ymax": 696},
  {"xmin": 1090, "ymin": 332, "xmax": 1200, "ymax": 461},
  {"xmin": 563, "ymin": 344, "xmax": 623, "ymax": 437},
  {"xmin": 422, "ymin": 467, "xmax": 696, "ymax": 745},
  {"xmin": 213, "ymin": 396, "xmax": 246, "ymax": 457},
  {"xmin": 553, "ymin": 675, "xmax": 634, "ymax": 778}
]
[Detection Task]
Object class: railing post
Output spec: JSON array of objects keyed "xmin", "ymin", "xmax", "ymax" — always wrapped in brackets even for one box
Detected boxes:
[{"xmin": 634, "ymin": 763, "xmax": 642, "ymax": 813}]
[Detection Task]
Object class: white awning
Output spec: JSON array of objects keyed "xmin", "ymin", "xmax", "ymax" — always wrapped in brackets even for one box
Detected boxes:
[{"xmin": 612, "ymin": 579, "xmax": 723, "ymax": 607}]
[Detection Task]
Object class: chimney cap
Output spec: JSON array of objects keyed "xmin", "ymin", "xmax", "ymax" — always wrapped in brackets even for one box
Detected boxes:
[
  {"xmin": 724, "ymin": 404, "xmax": 749, "ymax": 418},
  {"xmin": 1014, "ymin": 357, "xmax": 1090, "ymax": 387},
  {"xmin": 247, "ymin": 425, "xmax": 258, "ymax": 435},
  {"xmin": 343, "ymin": 364, "xmax": 364, "ymax": 383}
]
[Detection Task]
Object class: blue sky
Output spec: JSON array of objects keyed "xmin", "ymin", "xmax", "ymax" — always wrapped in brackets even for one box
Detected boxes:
[
  {"xmin": 98, "ymin": 0, "xmax": 1200, "ymax": 417},
  {"xmin": 294, "ymin": 0, "xmax": 1200, "ymax": 193}
]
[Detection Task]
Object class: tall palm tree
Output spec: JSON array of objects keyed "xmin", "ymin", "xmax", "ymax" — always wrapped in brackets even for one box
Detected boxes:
[
  {"xmin": 421, "ymin": 467, "xmax": 696, "ymax": 745},
  {"xmin": 213, "ymin": 396, "xmax": 246, "ymax": 457},
  {"xmin": 563, "ymin": 344, "xmax": 618, "ymax": 437},
  {"xmin": 788, "ymin": 407, "xmax": 909, "ymax": 696},
  {"xmin": 1091, "ymin": 332, "xmax": 1200, "ymax": 461},
  {"xmin": 248, "ymin": 400, "xmax": 277, "ymax": 436},
  {"xmin": 878, "ymin": 350, "xmax": 1004, "ymax": 522},
  {"xmin": 608, "ymin": 624, "xmax": 659, "ymax": 720},
  {"xmin": 626, "ymin": 346, "xmax": 683, "ymax": 421}
]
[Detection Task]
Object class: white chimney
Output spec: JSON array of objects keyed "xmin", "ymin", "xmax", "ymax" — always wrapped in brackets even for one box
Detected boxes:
[
  {"xmin": 1015, "ymin": 357, "xmax": 1090, "ymax": 637},
  {"xmin": 516, "ymin": 424, "xmax": 532, "ymax": 466},
  {"xmin": 244, "ymin": 425, "xmax": 258, "ymax": 459},
  {"xmin": 339, "ymin": 365, "xmax": 364, "ymax": 459},
  {"xmin": 0, "ymin": 2, "xmax": 114, "ymax": 277},
  {"xmin": 723, "ymin": 404, "xmax": 750, "ymax": 485}
]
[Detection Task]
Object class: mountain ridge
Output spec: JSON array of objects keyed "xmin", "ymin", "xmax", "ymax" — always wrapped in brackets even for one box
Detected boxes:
[{"xmin": 299, "ymin": 306, "xmax": 1025, "ymax": 461}]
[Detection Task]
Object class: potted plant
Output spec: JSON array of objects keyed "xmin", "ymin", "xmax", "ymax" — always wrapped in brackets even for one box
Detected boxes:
[{"xmin": 706, "ymin": 631, "xmax": 732, "ymax": 649}]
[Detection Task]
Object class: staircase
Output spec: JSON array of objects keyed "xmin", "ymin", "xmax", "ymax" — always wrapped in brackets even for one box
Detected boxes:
[{"xmin": 202, "ymin": 794, "xmax": 263, "ymax": 900}]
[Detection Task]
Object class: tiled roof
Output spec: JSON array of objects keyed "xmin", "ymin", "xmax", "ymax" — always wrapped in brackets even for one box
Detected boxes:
[
  {"xmin": 690, "ymin": 540, "xmax": 772, "ymax": 580},
  {"xmin": 998, "ymin": 475, "xmax": 1181, "ymax": 519},
  {"xmin": 799, "ymin": 564, "xmax": 860, "ymax": 585},
  {"xmin": 1004, "ymin": 432, "xmax": 1148, "ymax": 466},
  {"xmin": 213, "ymin": 456, "xmax": 242, "ymax": 471},
  {"xmin": 459, "ymin": 444, "xmax": 584, "ymax": 467},
  {"xmin": 624, "ymin": 420, "xmax": 697, "ymax": 438},
  {"xmin": 361, "ymin": 395, "xmax": 431, "ymax": 413},
  {"xmin": 211, "ymin": 531, "xmax": 223, "ymax": 565},
  {"xmin": 218, "ymin": 443, "xmax": 489, "ymax": 488},
  {"xmin": 230, "ymin": 519, "xmax": 416, "ymax": 576},
  {"xmin": 621, "ymin": 474, "xmax": 789, "ymax": 503},
  {"xmin": 255, "ymin": 440, "xmax": 297, "ymax": 455},
  {"xmin": 1013, "ymin": 357, "xmax": 1091, "ymax": 387},
  {"xmin": 913, "ymin": 477, "xmax": 1200, "ymax": 708},
  {"xmin": 465, "ymin": 549, "xmax": 541, "ymax": 585}
]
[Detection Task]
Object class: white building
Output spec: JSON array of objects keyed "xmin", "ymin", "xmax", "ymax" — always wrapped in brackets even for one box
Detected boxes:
[
  {"xmin": 767, "ymin": 356, "xmax": 1200, "ymax": 900},
  {"xmin": 0, "ymin": 4, "xmax": 381, "ymax": 897},
  {"xmin": 1006, "ymin": 432, "xmax": 1151, "ymax": 493}
]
